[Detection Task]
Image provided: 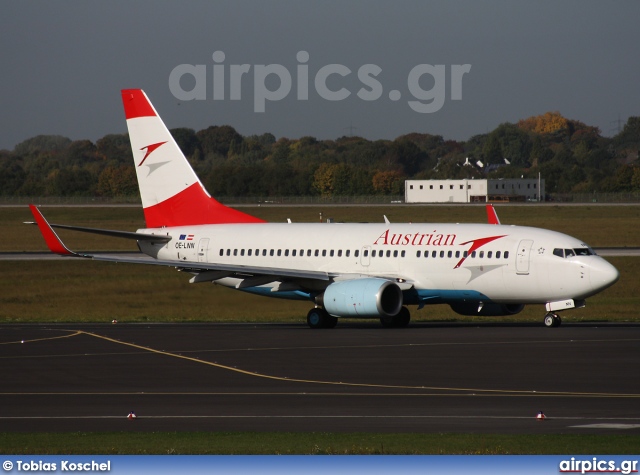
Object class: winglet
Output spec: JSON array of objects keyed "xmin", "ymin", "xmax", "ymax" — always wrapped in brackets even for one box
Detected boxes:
[
  {"xmin": 28, "ymin": 205, "xmax": 77, "ymax": 256},
  {"xmin": 486, "ymin": 204, "xmax": 501, "ymax": 225}
]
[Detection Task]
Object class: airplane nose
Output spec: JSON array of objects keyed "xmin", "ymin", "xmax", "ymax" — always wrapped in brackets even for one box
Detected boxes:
[{"xmin": 589, "ymin": 258, "xmax": 620, "ymax": 293}]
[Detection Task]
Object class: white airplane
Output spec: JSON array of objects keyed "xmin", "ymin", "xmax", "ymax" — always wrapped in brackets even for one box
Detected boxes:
[{"xmin": 29, "ymin": 89, "xmax": 619, "ymax": 329}]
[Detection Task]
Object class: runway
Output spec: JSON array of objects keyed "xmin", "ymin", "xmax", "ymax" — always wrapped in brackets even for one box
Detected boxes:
[{"xmin": 1, "ymin": 322, "xmax": 639, "ymax": 434}]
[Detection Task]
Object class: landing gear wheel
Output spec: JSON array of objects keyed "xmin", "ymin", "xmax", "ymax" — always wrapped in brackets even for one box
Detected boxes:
[
  {"xmin": 544, "ymin": 313, "xmax": 561, "ymax": 328},
  {"xmin": 380, "ymin": 307, "xmax": 411, "ymax": 328},
  {"xmin": 307, "ymin": 308, "xmax": 337, "ymax": 329},
  {"xmin": 395, "ymin": 306, "xmax": 411, "ymax": 328}
]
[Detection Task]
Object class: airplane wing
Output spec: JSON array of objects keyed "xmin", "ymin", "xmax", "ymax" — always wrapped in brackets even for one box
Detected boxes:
[
  {"xmin": 27, "ymin": 205, "xmax": 416, "ymax": 291},
  {"xmin": 27, "ymin": 205, "xmax": 333, "ymax": 284}
]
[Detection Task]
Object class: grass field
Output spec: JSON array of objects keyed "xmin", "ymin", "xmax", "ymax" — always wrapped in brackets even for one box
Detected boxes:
[
  {"xmin": 1, "ymin": 432, "xmax": 639, "ymax": 455},
  {"xmin": 2, "ymin": 204, "xmax": 639, "ymax": 454},
  {"xmin": 0, "ymin": 256, "xmax": 634, "ymax": 323}
]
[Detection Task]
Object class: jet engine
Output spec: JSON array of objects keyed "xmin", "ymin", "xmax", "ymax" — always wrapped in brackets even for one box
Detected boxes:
[
  {"xmin": 449, "ymin": 302, "xmax": 525, "ymax": 316},
  {"xmin": 319, "ymin": 278, "xmax": 403, "ymax": 318}
]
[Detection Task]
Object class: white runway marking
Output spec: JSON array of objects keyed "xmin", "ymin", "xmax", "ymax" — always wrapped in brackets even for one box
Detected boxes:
[{"xmin": 570, "ymin": 423, "xmax": 640, "ymax": 429}]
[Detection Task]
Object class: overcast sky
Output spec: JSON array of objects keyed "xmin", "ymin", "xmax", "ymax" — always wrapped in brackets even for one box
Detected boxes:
[{"xmin": 1, "ymin": 1, "xmax": 639, "ymax": 151}]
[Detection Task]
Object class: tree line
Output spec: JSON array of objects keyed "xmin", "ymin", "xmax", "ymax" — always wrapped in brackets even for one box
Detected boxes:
[{"xmin": 1, "ymin": 112, "xmax": 639, "ymax": 199}]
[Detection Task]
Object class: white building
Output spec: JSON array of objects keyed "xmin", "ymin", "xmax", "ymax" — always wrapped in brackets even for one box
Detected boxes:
[{"xmin": 405, "ymin": 178, "xmax": 544, "ymax": 203}]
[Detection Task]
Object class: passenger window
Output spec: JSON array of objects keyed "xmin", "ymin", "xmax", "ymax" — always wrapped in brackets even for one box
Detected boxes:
[
  {"xmin": 248, "ymin": 249, "xmax": 252, "ymax": 256},
  {"xmin": 432, "ymin": 251, "xmax": 437, "ymax": 258},
  {"xmin": 417, "ymin": 251, "xmax": 422, "ymax": 258},
  {"xmin": 479, "ymin": 251, "xmax": 484, "ymax": 258},
  {"xmin": 226, "ymin": 249, "xmax": 231, "ymax": 256},
  {"xmin": 307, "ymin": 250, "xmax": 312, "ymax": 257},
  {"xmin": 314, "ymin": 250, "xmax": 319, "ymax": 257},
  {"xmin": 504, "ymin": 251, "xmax": 509, "ymax": 258},
  {"xmin": 354, "ymin": 250, "xmax": 359, "ymax": 257},
  {"xmin": 330, "ymin": 250, "xmax": 334, "ymax": 257},
  {"xmin": 292, "ymin": 250, "xmax": 296, "ymax": 257},
  {"xmin": 401, "ymin": 250, "xmax": 406, "ymax": 257},
  {"xmin": 322, "ymin": 250, "xmax": 327, "ymax": 257},
  {"xmin": 447, "ymin": 251, "xmax": 452, "ymax": 258},
  {"xmin": 440, "ymin": 251, "xmax": 445, "ymax": 258},
  {"xmin": 372, "ymin": 250, "xmax": 377, "ymax": 257},
  {"xmin": 463, "ymin": 251, "xmax": 468, "ymax": 258},
  {"xmin": 270, "ymin": 250, "xmax": 274, "ymax": 256},
  {"xmin": 363, "ymin": 250, "xmax": 368, "ymax": 257},
  {"xmin": 262, "ymin": 249, "xmax": 267, "ymax": 256},
  {"xmin": 337, "ymin": 250, "xmax": 342, "ymax": 257},
  {"xmin": 284, "ymin": 250, "xmax": 289, "ymax": 257},
  {"xmin": 386, "ymin": 250, "xmax": 391, "ymax": 257},
  {"xmin": 455, "ymin": 251, "xmax": 460, "ymax": 258},
  {"xmin": 471, "ymin": 251, "xmax": 476, "ymax": 258},
  {"xmin": 487, "ymin": 251, "xmax": 492, "ymax": 258},
  {"xmin": 233, "ymin": 249, "xmax": 238, "ymax": 256},
  {"xmin": 219, "ymin": 249, "xmax": 224, "ymax": 256},
  {"xmin": 496, "ymin": 251, "xmax": 501, "ymax": 258},
  {"xmin": 346, "ymin": 250, "xmax": 351, "ymax": 257},
  {"xmin": 241, "ymin": 249, "xmax": 245, "ymax": 256}
]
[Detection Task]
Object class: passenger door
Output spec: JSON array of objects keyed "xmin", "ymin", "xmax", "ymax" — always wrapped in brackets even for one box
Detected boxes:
[{"xmin": 516, "ymin": 239, "xmax": 533, "ymax": 275}]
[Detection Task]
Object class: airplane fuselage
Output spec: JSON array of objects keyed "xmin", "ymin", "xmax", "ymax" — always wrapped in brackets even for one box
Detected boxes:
[{"xmin": 138, "ymin": 222, "xmax": 617, "ymax": 311}]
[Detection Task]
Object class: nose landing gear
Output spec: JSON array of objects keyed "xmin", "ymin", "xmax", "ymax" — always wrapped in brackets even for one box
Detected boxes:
[{"xmin": 543, "ymin": 312, "xmax": 562, "ymax": 328}]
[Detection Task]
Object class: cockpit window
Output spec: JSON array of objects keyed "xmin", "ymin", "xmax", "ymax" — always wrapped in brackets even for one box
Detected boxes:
[{"xmin": 553, "ymin": 247, "xmax": 595, "ymax": 258}]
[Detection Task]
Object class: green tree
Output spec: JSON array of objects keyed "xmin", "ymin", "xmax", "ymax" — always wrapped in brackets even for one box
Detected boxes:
[
  {"xmin": 170, "ymin": 128, "xmax": 199, "ymax": 158},
  {"xmin": 96, "ymin": 134, "xmax": 133, "ymax": 165},
  {"xmin": 196, "ymin": 125, "xmax": 242, "ymax": 159},
  {"xmin": 14, "ymin": 135, "xmax": 71, "ymax": 156},
  {"xmin": 97, "ymin": 165, "xmax": 138, "ymax": 197}
]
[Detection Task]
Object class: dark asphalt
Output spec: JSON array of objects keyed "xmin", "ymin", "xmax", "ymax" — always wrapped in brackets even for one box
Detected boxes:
[{"xmin": 1, "ymin": 322, "xmax": 639, "ymax": 433}]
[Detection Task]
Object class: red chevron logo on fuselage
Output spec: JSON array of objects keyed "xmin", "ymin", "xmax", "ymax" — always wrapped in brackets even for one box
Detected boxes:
[
  {"xmin": 454, "ymin": 235, "xmax": 507, "ymax": 268},
  {"xmin": 138, "ymin": 141, "xmax": 167, "ymax": 167}
]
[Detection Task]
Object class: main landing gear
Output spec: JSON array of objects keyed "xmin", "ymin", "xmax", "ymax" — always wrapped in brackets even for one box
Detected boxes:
[
  {"xmin": 306, "ymin": 306, "xmax": 412, "ymax": 329},
  {"xmin": 380, "ymin": 306, "xmax": 411, "ymax": 328},
  {"xmin": 307, "ymin": 307, "xmax": 338, "ymax": 329},
  {"xmin": 543, "ymin": 312, "xmax": 562, "ymax": 328}
]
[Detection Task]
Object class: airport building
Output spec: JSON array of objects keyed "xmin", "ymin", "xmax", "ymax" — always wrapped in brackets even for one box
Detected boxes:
[{"xmin": 405, "ymin": 178, "xmax": 545, "ymax": 203}]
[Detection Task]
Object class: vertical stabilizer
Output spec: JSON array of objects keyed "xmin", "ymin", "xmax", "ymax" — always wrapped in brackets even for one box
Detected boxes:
[{"xmin": 121, "ymin": 89, "xmax": 265, "ymax": 227}]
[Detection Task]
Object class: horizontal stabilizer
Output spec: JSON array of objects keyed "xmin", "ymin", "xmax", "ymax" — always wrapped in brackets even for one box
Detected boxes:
[{"xmin": 24, "ymin": 221, "xmax": 171, "ymax": 243}]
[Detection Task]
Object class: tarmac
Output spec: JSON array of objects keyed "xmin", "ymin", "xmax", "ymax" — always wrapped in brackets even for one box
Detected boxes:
[{"xmin": 1, "ymin": 322, "xmax": 639, "ymax": 433}]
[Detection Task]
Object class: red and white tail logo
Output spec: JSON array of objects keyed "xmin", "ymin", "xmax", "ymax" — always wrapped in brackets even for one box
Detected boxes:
[{"xmin": 121, "ymin": 89, "xmax": 264, "ymax": 227}]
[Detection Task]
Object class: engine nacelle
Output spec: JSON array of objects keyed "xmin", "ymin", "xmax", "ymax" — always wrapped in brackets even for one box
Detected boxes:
[
  {"xmin": 449, "ymin": 302, "xmax": 525, "ymax": 317},
  {"xmin": 320, "ymin": 278, "xmax": 403, "ymax": 318}
]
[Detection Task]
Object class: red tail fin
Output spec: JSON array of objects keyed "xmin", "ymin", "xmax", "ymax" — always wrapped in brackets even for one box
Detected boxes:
[{"xmin": 121, "ymin": 89, "xmax": 265, "ymax": 227}]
